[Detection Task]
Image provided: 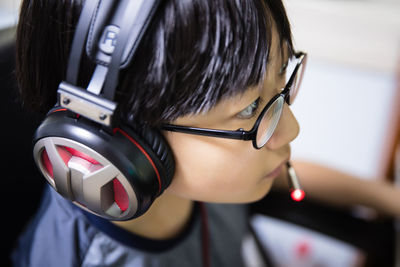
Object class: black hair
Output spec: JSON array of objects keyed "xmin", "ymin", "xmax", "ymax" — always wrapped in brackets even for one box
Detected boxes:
[{"xmin": 16, "ymin": 0, "xmax": 294, "ymax": 126}]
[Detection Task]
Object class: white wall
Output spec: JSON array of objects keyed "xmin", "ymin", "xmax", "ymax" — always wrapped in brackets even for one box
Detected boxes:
[{"xmin": 284, "ymin": 0, "xmax": 400, "ymax": 179}]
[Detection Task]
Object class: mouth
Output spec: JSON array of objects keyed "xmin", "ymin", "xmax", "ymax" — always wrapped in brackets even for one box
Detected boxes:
[{"xmin": 264, "ymin": 157, "xmax": 290, "ymax": 179}]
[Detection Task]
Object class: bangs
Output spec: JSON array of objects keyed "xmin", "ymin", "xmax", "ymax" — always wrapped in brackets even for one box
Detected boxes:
[{"xmin": 119, "ymin": 0, "xmax": 294, "ymax": 125}]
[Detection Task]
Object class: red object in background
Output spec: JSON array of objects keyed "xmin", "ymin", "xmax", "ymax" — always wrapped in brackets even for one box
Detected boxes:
[{"xmin": 296, "ymin": 240, "xmax": 311, "ymax": 258}]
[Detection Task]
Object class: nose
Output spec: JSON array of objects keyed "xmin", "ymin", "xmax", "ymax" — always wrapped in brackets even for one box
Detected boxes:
[{"xmin": 265, "ymin": 104, "xmax": 300, "ymax": 150}]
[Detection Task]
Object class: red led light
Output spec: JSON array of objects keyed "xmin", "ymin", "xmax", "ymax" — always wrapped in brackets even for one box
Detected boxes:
[{"xmin": 291, "ymin": 189, "xmax": 305, "ymax": 202}]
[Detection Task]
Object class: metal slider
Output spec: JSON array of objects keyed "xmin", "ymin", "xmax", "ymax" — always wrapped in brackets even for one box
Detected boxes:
[{"xmin": 58, "ymin": 82, "xmax": 117, "ymax": 126}]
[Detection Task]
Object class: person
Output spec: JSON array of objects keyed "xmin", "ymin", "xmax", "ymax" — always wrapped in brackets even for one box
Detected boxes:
[{"xmin": 10, "ymin": 0, "xmax": 400, "ymax": 266}]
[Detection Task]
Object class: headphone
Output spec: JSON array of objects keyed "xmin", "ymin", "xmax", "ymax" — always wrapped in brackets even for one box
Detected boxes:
[{"xmin": 32, "ymin": 0, "xmax": 175, "ymax": 221}]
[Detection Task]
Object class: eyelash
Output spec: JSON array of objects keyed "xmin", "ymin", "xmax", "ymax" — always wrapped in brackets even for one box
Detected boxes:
[{"xmin": 236, "ymin": 97, "xmax": 264, "ymax": 120}]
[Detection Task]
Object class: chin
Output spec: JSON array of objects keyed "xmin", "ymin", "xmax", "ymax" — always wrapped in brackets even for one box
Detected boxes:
[
  {"xmin": 253, "ymin": 179, "xmax": 275, "ymax": 201},
  {"xmin": 234, "ymin": 181, "xmax": 274, "ymax": 204}
]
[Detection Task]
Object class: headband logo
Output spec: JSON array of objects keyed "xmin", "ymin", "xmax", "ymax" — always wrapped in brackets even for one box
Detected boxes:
[{"xmin": 99, "ymin": 25, "xmax": 120, "ymax": 55}]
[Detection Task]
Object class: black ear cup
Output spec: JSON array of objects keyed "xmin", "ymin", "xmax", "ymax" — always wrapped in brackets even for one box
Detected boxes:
[
  {"xmin": 33, "ymin": 110, "xmax": 175, "ymax": 220},
  {"xmin": 132, "ymin": 124, "xmax": 175, "ymax": 189}
]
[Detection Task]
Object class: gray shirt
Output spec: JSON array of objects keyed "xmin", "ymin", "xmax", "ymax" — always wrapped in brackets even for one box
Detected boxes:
[{"xmin": 12, "ymin": 186, "xmax": 249, "ymax": 267}]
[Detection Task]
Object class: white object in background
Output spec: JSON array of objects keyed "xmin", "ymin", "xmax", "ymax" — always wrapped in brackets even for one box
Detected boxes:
[{"xmin": 251, "ymin": 215, "xmax": 365, "ymax": 267}]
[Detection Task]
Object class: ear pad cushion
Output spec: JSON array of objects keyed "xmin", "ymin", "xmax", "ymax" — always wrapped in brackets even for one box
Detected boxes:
[{"xmin": 127, "ymin": 124, "xmax": 175, "ymax": 192}]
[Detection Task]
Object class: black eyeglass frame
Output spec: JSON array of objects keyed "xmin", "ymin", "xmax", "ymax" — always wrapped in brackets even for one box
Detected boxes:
[{"xmin": 161, "ymin": 51, "xmax": 307, "ymax": 149}]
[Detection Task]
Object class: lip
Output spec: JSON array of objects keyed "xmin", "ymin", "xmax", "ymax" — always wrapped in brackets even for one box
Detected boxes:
[{"xmin": 264, "ymin": 158, "xmax": 289, "ymax": 179}]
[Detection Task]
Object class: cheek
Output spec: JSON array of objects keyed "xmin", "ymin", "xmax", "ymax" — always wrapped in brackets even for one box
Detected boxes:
[{"xmin": 163, "ymin": 133, "xmax": 274, "ymax": 203}]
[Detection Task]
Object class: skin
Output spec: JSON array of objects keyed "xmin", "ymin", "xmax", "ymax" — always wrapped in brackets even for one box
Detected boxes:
[{"xmin": 114, "ymin": 25, "xmax": 300, "ymax": 239}]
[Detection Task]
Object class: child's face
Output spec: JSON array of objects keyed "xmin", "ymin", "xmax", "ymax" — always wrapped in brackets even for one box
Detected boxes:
[{"xmin": 163, "ymin": 27, "xmax": 300, "ymax": 203}]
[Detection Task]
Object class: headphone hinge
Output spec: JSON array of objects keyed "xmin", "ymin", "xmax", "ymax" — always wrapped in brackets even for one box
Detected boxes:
[{"xmin": 58, "ymin": 81, "xmax": 117, "ymax": 127}]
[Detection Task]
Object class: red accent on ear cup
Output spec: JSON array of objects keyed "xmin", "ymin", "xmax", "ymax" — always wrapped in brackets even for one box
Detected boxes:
[
  {"xmin": 113, "ymin": 128, "xmax": 162, "ymax": 194},
  {"xmin": 44, "ymin": 141, "xmax": 130, "ymax": 213},
  {"xmin": 41, "ymin": 146, "xmax": 101, "ymax": 178},
  {"xmin": 57, "ymin": 146, "xmax": 73, "ymax": 165},
  {"xmin": 113, "ymin": 178, "xmax": 129, "ymax": 211},
  {"xmin": 51, "ymin": 108, "xmax": 68, "ymax": 113},
  {"xmin": 41, "ymin": 149, "xmax": 54, "ymax": 178},
  {"xmin": 64, "ymin": 146, "xmax": 100, "ymax": 164},
  {"xmin": 41, "ymin": 146, "xmax": 74, "ymax": 178}
]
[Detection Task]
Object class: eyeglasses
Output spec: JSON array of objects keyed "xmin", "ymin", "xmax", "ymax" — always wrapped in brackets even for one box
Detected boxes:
[{"xmin": 161, "ymin": 51, "xmax": 307, "ymax": 149}]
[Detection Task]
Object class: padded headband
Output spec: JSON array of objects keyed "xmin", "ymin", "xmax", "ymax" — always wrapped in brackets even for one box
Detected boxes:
[
  {"xmin": 66, "ymin": 0, "xmax": 161, "ymax": 100},
  {"xmin": 60, "ymin": 0, "xmax": 161, "ymax": 126}
]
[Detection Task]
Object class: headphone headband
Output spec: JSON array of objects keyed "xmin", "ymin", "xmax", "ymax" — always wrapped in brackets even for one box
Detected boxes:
[{"xmin": 60, "ymin": 0, "xmax": 161, "ymax": 126}]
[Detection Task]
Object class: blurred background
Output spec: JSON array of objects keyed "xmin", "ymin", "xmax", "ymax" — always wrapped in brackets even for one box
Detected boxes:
[
  {"xmin": 1, "ymin": 0, "xmax": 400, "ymax": 266},
  {"xmin": 262, "ymin": 0, "xmax": 400, "ymax": 266},
  {"xmin": 286, "ymin": 0, "xmax": 400, "ymax": 181},
  {"xmin": 0, "ymin": 0, "xmax": 19, "ymax": 29}
]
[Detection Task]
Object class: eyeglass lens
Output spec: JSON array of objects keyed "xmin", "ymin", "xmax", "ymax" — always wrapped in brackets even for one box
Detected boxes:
[
  {"xmin": 256, "ymin": 97, "xmax": 284, "ymax": 148},
  {"xmin": 256, "ymin": 57, "xmax": 305, "ymax": 148}
]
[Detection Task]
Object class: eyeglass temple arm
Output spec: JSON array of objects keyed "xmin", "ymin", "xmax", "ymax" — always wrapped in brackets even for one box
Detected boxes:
[
  {"xmin": 282, "ymin": 51, "xmax": 307, "ymax": 94},
  {"xmin": 160, "ymin": 124, "xmax": 254, "ymax": 140}
]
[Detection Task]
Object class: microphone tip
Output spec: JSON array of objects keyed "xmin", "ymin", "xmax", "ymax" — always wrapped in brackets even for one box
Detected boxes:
[{"xmin": 291, "ymin": 189, "xmax": 305, "ymax": 202}]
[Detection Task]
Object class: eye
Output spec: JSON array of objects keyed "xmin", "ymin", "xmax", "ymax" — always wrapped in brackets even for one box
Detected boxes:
[{"xmin": 236, "ymin": 98, "xmax": 261, "ymax": 119}]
